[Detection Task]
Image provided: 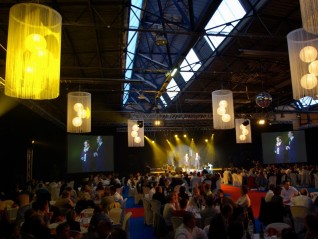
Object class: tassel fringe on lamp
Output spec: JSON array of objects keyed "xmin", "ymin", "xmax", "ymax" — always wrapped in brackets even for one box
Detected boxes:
[
  {"xmin": 5, "ymin": 3, "xmax": 62, "ymax": 99},
  {"xmin": 300, "ymin": 0, "xmax": 318, "ymax": 35},
  {"xmin": 128, "ymin": 119, "xmax": 144, "ymax": 147},
  {"xmin": 67, "ymin": 92, "xmax": 91, "ymax": 133},
  {"xmin": 212, "ymin": 90, "xmax": 234, "ymax": 129},
  {"xmin": 287, "ymin": 28, "xmax": 318, "ymax": 99},
  {"xmin": 235, "ymin": 119, "xmax": 252, "ymax": 143}
]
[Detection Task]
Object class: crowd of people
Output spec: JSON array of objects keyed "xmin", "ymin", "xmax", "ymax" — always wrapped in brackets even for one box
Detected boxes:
[{"xmin": 0, "ymin": 162, "xmax": 318, "ymax": 239}]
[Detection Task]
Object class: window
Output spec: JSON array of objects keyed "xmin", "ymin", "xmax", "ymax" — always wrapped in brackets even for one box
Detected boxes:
[
  {"xmin": 166, "ymin": 78, "xmax": 180, "ymax": 100},
  {"xmin": 204, "ymin": 0, "xmax": 246, "ymax": 50},
  {"xmin": 123, "ymin": 0, "xmax": 143, "ymax": 105},
  {"xmin": 180, "ymin": 49, "xmax": 202, "ymax": 82}
]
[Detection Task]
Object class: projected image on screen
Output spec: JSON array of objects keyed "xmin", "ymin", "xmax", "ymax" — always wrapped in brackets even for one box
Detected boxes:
[
  {"xmin": 67, "ymin": 135, "xmax": 114, "ymax": 173},
  {"xmin": 261, "ymin": 131, "xmax": 307, "ymax": 164}
]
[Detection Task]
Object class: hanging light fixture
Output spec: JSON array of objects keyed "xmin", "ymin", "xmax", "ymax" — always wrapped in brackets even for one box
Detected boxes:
[
  {"xmin": 5, "ymin": 3, "xmax": 62, "ymax": 99},
  {"xmin": 212, "ymin": 90, "xmax": 234, "ymax": 129},
  {"xmin": 67, "ymin": 92, "xmax": 91, "ymax": 133},
  {"xmin": 128, "ymin": 119, "xmax": 144, "ymax": 147},
  {"xmin": 255, "ymin": 92, "xmax": 272, "ymax": 108},
  {"xmin": 235, "ymin": 119, "xmax": 252, "ymax": 143},
  {"xmin": 299, "ymin": 0, "xmax": 318, "ymax": 35},
  {"xmin": 287, "ymin": 28, "xmax": 318, "ymax": 99}
]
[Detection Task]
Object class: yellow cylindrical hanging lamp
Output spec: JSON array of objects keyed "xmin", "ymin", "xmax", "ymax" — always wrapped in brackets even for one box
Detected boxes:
[
  {"xmin": 212, "ymin": 90, "xmax": 234, "ymax": 129},
  {"xmin": 287, "ymin": 28, "xmax": 318, "ymax": 100},
  {"xmin": 300, "ymin": 0, "xmax": 318, "ymax": 35},
  {"xmin": 67, "ymin": 92, "xmax": 91, "ymax": 133},
  {"xmin": 5, "ymin": 3, "xmax": 62, "ymax": 99}
]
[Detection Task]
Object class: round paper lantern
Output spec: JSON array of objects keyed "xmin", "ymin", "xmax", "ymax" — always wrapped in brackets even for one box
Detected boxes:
[
  {"xmin": 239, "ymin": 135, "xmax": 246, "ymax": 141},
  {"xmin": 242, "ymin": 128, "xmax": 249, "ymax": 135},
  {"xmin": 131, "ymin": 131, "xmax": 138, "ymax": 138},
  {"xmin": 299, "ymin": 46, "xmax": 317, "ymax": 62},
  {"xmin": 217, "ymin": 107, "xmax": 226, "ymax": 116},
  {"xmin": 309, "ymin": 60, "xmax": 318, "ymax": 75},
  {"xmin": 222, "ymin": 114, "xmax": 231, "ymax": 122},
  {"xmin": 72, "ymin": 117, "xmax": 82, "ymax": 127},
  {"xmin": 300, "ymin": 74, "xmax": 317, "ymax": 89},
  {"xmin": 73, "ymin": 103, "xmax": 83, "ymax": 112},
  {"xmin": 132, "ymin": 124, "xmax": 139, "ymax": 131},
  {"xmin": 255, "ymin": 92, "xmax": 272, "ymax": 108},
  {"xmin": 219, "ymin": 100, "xmax": 228, "ymax": 108},
  {"xmin": 134, "ymin": 136, "xmax": 141, "ymax": 144}
]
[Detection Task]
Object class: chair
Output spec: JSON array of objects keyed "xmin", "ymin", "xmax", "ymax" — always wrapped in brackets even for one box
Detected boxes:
[
  {"xmin": 300, "ymin": 169, "xmax": 311, "ymax": 186},
  {"xmin": 153, "ymin": 212, "xmax": 170, "ymax": 239},
  {"xmin": 290, "ymin": 173, "xmax": 298, "ymax": 187},
  {"xmin": 108, "ymin": 202, "xmax": 121, "ymax": 211},
  {"xmin": 134, "ymin": 191, "xmax": 143, "ymax": 205},
  {"xmin": 122, "ymin": 211, "xmax": 132, "ymax": 239},
  {"xmin": 265, "ymin": 223, "xmax": 291, "ymax": 237},
  {"xmin": 150, "ymin": 199, "xmax": 162, "ymax": 224},
  {"xmin": 232, "ymin": 173, "xmax": 239, "ymax": 187},
  {"xmin": 258, "ymin": 197, "xmax": 269, "ymax": 225},
  {"xmin": 171, "ymin": 216, "xmax": 183, "ymax": 232},
  {"xmin": 120, "ymin": 198, "xmax": 128, "ymax": 224},
  {"xmin": 247, "ymin": 176, "xmax": 257, "ymax": 189},
  {"xmin": 7, "ymin": 207, "xmax": 18, "ymax": 222},
  {"xmin": 108, "ymin": 207, "xmax": 123, "ymax": 225},
  {"xmin": 142, "ymin": 198, "xmax": 153, "ymax": 226},
  {"xmin": 314, "ymin": 173, "xmax": 318, "ymax": 188},
  {"xmin": 268, "ymin": 175, "xmax": 277, "ymax": 187},
  {"xmin": 290, "ymin": 205, "xmax": 310, "ymax": 233},
  {"xmin": 2, "ymin": 200, "xmax": 15, "ymax": 208},
  {"xmin": 223, "ymin": 170, "xmax": 230, "ymax": 184}
]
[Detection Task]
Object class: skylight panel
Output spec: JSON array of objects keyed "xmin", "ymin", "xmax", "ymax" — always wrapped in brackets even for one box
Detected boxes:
[
  {"xmin": 180, "ymin": 48, "xmax": 202, "ymax": 82},
  {"xmin": 123, "ymin": 0, "xmax": 143, "ymax": 105},
  {"xmin": 166, "ymin": 78, "xmax": 180, "ymax": 100},
  {"xmin": 204, "ymin": 0, "xmax": 246, "ymax": 50},
  {"xmin": 160, "ymin": 96, "xmax": 167, "ymax": 107},
  {"xmin": 299, "ymin": 96, "xmax": 318, "ymax": 107}
]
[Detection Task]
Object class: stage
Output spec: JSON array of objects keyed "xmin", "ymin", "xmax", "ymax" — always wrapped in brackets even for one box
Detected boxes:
[{"xmin": 149, "ymin": 166, "xmax": 223, "ymax": 174}]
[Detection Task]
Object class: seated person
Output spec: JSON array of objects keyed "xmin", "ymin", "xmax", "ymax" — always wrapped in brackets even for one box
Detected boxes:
[
  {"xmin": 173, "ymin": 198, "xmax": 189, "ymax": 217},
  {"xmin": 152, "ymin": 186, "xmax": 166, "ymax": 205},
  {"xmin": 200, "ymin": 196, "xmax": 218, "ymax": 227},
  {"xmin": 174, "ymin": 212, "xmax": 208, "ymax": 239},
  {"xmin": 65, "ymin": 208, "xmax": 81, "ymax": 232}
]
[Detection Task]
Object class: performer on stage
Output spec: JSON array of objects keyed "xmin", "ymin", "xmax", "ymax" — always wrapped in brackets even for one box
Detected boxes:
[
  {"xmin": 194, "ymin": 152, "xmax": 200, "ymax": 170},
  {"xmin": 184, "ymin": 153, "xmax": 189, "ymax": 170}
]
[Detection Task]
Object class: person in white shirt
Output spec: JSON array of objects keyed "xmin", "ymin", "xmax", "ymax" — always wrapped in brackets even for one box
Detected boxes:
[
  {"xmin": 265, "ymin": 184, "xmax": 275, "ymax": 202},
  {"xmin": 175, "ymin": 212, "xmax": 208, "ymax": 239},
  {"xmin": 236, "ymin": 185, "xmax": 251, "ymax": 209},
  {"xmin": 281, "ymin": 180, "xmax": 299, "ymax": 206},
  {"xmin": 291, "ymin": 188, "xmax": 314, "ymax": 210}
]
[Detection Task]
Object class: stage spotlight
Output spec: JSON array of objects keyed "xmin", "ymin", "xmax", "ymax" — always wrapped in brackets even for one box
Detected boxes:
[
  {"xmin": 137, "ymin": 120, "xmax": 143, "ymax": 128},
  {"xmin": 242, "ymin": 120, "xmax": 249, "ymax": 126}
]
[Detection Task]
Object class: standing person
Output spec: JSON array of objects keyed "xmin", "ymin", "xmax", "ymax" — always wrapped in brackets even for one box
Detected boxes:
[
  {"xmin": 184, "ymin": 153, "xmax": 189, "ymax": 171},
  {"xmin": 80, "ymin": 140, "xmax": 93, "ymax": 172},
  {"xmin": 194, "ymin": 152, "xmax": 200, "ymax": 170},
  {"xmin": 274, "ymin": 136, "xmax": 285, "ymax": 164},
  {"xmin": 94, "ymin": 135, "xmax": 105, "ymax": 171},
  {"xmin": 286, "ymin": 131, "xmax": 297, "ymax": 163}
]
